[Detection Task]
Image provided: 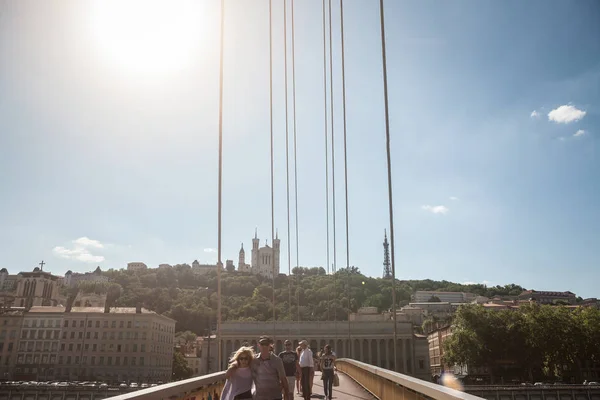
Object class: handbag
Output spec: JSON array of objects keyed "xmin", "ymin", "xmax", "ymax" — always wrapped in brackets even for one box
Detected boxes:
[{"xmin": 333, "ymin": 373, "xmax": 339, "ymax": 387}]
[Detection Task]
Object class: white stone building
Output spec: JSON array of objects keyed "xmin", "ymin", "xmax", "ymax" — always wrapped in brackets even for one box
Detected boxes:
[
  {"xmin": 413, "ymin": 291, "xmax": 476, "ymax": 303},
  {"xmin": 0, "ymin": 267, "xmax": 62, "ymax": 308},
  {"xmin": 238, "ymin": 230, "xmax": 280, "ymax": 278},
  {"xmin": 64, "ymin": 266, "xmax": 108, "ymax": 287},
  {"xmin": 127, "ymin": 262, "xmax": 148, "ymax": 272}
]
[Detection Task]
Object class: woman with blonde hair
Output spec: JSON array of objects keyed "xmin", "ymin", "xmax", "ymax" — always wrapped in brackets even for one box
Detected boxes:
[{"xmin": 221, "ymin": 346, "xmax": 254, "ymax": 400}]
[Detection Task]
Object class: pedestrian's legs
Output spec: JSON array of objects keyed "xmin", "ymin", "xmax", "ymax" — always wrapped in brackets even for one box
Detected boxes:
[
  {"xmin": 301, "ymin": 367, "xmax": 311, "ymax": 400},
  {"xmin": 286, "ymin": 376, "xmax": 295, "ymax": 399},
  {"xmin": 323, "ymin": 370, "xmax": 333, "ymax": 399},
  {"xmin": 296, "ymin": 373, "xmax": 301, "ymax": 394},
  {"xmin": 327, "ymin": 371, "xmax": 334, "ymax": 399},
  {"xmin": 322, "ymin": 370, "xmax": 330, "ymax": 399}
]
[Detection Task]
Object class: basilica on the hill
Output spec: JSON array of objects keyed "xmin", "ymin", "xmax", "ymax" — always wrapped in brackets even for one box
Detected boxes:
[{"xmin": 238, "ymin": 230, "xmax": 280, "ymax": 279}]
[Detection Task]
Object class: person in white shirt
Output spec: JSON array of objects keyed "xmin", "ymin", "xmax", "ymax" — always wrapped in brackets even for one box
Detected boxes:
[{"xmin": 298, "ymin": 340, "xmax": 314, "ymax": 400}]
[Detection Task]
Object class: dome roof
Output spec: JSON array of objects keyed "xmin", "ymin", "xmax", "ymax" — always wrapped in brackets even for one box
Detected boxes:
[
  {"xmin": 33, "ymin": 267, "xmax": 40, "ymax": 272},
  {"xmin": 0, "ymin": 268, "xmax": 7, "ymax": 273},
  {"xmin": 66, "ymin": 270, "xmax": 73, "ymax": 275}
]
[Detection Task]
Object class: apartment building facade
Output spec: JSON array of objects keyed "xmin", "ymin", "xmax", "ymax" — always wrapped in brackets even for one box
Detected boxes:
[
  {"xmin": 12, "ymin": 306, "xmax": 175, "ymax": 383},
  {"xmin": 0, "ymin": 310, "xmax": 24, "ymax": 380}
]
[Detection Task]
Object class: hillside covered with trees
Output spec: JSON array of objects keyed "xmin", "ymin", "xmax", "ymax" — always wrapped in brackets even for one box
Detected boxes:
[{"xmin": 84, "ymin": 264, "xmax": 530, "ymax": 335}]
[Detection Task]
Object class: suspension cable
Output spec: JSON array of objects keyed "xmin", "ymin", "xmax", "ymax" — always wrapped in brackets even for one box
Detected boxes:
[
  {"xmin": 328, "ymin": 0, "xmax": 338, "ymax": 330},
  {"xmin": 322, "ymin": 0, "xmax": 331, "ymax": 323},
  {"xmin": 378, "ymin": 0, "xmax": 398, "ymax": 369},
  {"xmin": 283, "ymin": 0, "xmax": 293, "ymax": 338},
  {"xmin": 339, "ymin": 0, "xmax": 351, "ymax": 356},
  {"xmin": 291, "ymin": 0, "xmax": 301, "ymax": 328},
  {"xmin": 217, "ymin": 0, "xmax": 225, "ymax": 371},
  {"xmin": 268, "ymin": 0, "xmax": 276, "ymax": 340}
]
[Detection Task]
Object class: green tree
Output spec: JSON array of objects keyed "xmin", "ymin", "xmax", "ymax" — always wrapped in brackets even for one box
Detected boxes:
[{"xmin": 172, "ymin": 351, "xmax": 193, "ymax": 380}]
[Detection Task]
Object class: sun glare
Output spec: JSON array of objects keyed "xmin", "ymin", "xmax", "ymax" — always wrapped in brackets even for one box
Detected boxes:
[{"xmin": 90, "ymin": 0, "xmax": 207, "ymax": 77}]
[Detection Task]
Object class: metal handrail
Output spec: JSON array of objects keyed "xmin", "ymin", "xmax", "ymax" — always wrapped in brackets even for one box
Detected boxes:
[
  {"xmin": 336, "ymin": 358, "xmax": 485, "ymax": 400},
  {"xmin": 105, "ymin": 371, "xmax": 226, "ymax": 400}
]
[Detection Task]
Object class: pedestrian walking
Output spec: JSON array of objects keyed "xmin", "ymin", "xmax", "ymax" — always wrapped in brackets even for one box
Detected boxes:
[
  {"xmin": 319, "ymin": 345, "xmax": 336, "ymax": 400},
  {"xmin": 221, "ymin": 346, "xmax": 254, "ymax": 400},
  {"xmin": 278, "ymin": 340, "xmax": 299, "ymax": 400},
  {"xmin": 251, "ymin": 336, "xmax": 291, "ymax": 400},
  {"xmin": 298, "ymin": 340, "xmax": 314, "ymax": 400}
]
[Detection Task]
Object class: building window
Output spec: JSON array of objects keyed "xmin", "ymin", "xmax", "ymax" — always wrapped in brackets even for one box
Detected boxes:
[
  {"xmin": 419, "ymin": 360, "xmax": 425, "ymax": 369},
  {"xmin": 95, "ymin": 321, "xmax": 100, "ymax": 328},
  {"xmin": 79, "ymin": 320, "xmax": 84, "ymax": 328},
  {"xmin": 63, "ymin": 320, "xmax": 68, "ymax": 327},
  {"xmin": 71, "ymin": 320, "xmax": 76, "ymax": 327}
]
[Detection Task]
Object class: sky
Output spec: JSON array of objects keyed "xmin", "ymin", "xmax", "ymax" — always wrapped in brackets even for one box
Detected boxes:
[{"xmin": 0, "ymin": 0, "xmax": 599, "ymax": 298}]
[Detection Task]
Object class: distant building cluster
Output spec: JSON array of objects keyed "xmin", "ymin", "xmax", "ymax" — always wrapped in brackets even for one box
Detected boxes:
[
  {"xmin": 0, "ymin": 305, "xmax": 174, "ymax": 383},
  {"xmin": 0, "ymin": 263, "xmax": 176, "ymax": 383}
]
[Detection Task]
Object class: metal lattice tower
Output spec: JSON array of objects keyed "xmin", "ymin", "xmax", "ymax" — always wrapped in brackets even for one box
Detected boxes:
[{"xmin": 383, "ymin": 230, "xmax": 392, "ymax": 278}]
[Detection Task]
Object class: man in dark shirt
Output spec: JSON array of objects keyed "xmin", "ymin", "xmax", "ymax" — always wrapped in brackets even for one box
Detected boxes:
[{"xmin": 278, "ymin": 340, "xmax": 298, "ymax": 400}]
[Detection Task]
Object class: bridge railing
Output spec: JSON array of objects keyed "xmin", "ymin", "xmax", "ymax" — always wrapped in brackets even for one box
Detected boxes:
[
  {"xmin": 105, "ymin": 359, "xmax": 486, "ymax": 400},
  {"xmin": 336, "ymin": 358, "xmax": 485, "ymax": 400},
  {"xmin": 104, "ymin": 371, "xmax": 226, "ymax": 400}
]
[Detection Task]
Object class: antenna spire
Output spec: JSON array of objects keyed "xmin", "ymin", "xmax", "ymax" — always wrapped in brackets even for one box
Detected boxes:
[{"xmin": 383, "ymin": 230, "xmax": 391, "ymax": 278}]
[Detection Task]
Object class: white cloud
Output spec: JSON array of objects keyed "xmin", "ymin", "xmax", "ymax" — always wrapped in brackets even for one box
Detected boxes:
[
  {"xmin": 449, "ymin": 196, "xmax": 459, "ymax": 201},
  {"xmin": 73, "ymin": 236, "xmax": 104, "ymax": 249},
  {"xmin": 52, "ymin": 237, "xmax": 105, "ymax": 263},
  {"xmin": 574, "ymin": 129, "xmax": 586, "ymax": 137},
  {"xmin": 530, "ymin": 110, "xmax": 540, "ymax": 118},
  {"xmin": 204, "ymin": 248, "xmax": 217, "ymax": 253},
  {"xmin": 548, "ymin": 105, "xmax": 586, "ymax": 124},
  {"xmin": 421, "ymin": 205, "xmax": 449, "ymax": 215}
]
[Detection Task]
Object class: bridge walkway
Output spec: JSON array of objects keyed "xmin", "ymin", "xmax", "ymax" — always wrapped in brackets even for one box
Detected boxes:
[{"xmin": 300, "ymin": 371, "xmax": 377, "ymax": 400}]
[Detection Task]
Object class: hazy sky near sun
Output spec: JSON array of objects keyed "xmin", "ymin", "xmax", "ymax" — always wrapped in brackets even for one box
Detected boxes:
[{"xmin": 0, "ymin": 0, "xmax": 599, "ymax": 298}]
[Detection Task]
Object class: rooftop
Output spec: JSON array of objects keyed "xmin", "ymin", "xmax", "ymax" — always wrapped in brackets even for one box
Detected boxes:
[{"xmin": 28, "ymin": 306, "xmax": 155, "ymax": 314}]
